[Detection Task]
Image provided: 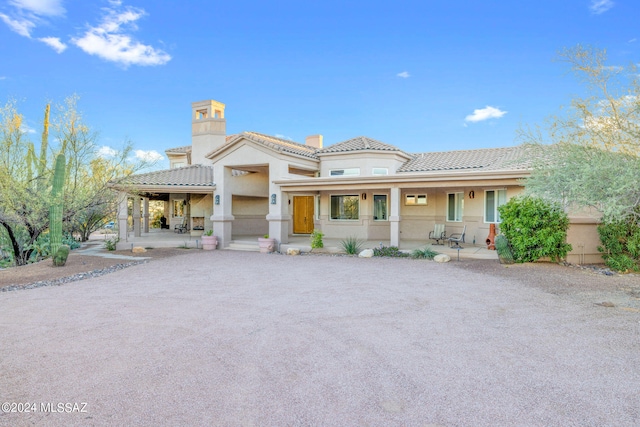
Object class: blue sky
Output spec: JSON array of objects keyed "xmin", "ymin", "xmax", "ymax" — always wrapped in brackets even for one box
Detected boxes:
[{"xmin": 1, "ymin": 0, "xmax": 637, "ymax": 169}]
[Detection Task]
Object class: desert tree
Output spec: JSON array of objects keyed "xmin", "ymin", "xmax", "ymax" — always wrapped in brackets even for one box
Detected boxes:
[{"xmin": 521, "ymin": 45, "xmax": 640, "ymax": 222}]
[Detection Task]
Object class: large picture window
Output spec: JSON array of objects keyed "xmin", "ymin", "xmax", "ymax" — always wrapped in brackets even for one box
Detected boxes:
[
  {"xmin": 330, "ymin": 195, "xmax": 359, "ymax": 220},
  {"xmin": 485, "ymin": 189, "xmax": 507, "ymax": 223},
  {"xmin": 373, "ymin": 195, "xmax": 387, "ymax": 221},
  {"xmin": 447, "ymin": 192, "xmax": 464, "ymax": 222}
]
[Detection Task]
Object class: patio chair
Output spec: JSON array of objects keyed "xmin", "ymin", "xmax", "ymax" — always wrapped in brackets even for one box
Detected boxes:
[
  {"xmin": 429, "ymin": 223, "xmax": 446, "ymax": 245},
  {"xmin": 174, "ymin": 217, "xmax": 189, "ymax": 234},
  {"xmin": 448, "ymin": 225, "xmax": 466, "ymax": 248}
]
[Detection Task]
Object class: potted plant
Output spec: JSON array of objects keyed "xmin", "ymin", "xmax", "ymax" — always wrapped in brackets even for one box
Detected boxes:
[
  {"xmin": 258, "ymin": 234, "xmax": 276, "ymax": 253},
  {"xmin": 202, "ymin": 230, "xmax": 218, "ymax": 250}
]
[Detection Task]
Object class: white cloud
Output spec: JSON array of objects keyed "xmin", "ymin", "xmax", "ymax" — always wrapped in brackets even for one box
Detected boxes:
[
  {"xmin": 590, "ymin": 0, "xmax": 614, "ymax": 14},
  {"xmin": 38, "ymin": 36, "xmax": 66, "ymax": 53},
  {"xmin": 8, "ymin": 0, "xmax": 65, "ymax": 17},
  {"xmin": 275, "ymin": 134, "xmax": 293, "ymax": 141},
  {"xmin": 397, "ymin": 71, "xmax": 410, "ymax": 78},
  {"xmin": 0, "ymin": 12, "xmax": 35, "ymax": 37},
  {"xmin": 465, "ymin": 106, "xmax": 507, "ymax": 123},
  {"xmin": 1, "ymin": 0, "xmax": 65, "ymax": 37},
  {"xmin": 72, "ymin": 4, "xmax": 171, "ymax": 67},
  {"xmin": 97, "ymin": 146, "xmax": 118, "ymax": 158},
  {"xmin": 0, "ymin": 76, "xmax": 6, "ymax": 80},
  {"xmin": 135, "ymin": 149, "xmax": 164, "ymax": 162},
  {"xmin": 629, "ymin": 38, "xmax": 637, "ymax": 43}
]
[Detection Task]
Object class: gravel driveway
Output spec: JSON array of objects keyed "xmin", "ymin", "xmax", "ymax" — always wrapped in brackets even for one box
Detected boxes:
[{"xmin": 1, "ymin": 251, "xmax": 639, "ymax": 426}]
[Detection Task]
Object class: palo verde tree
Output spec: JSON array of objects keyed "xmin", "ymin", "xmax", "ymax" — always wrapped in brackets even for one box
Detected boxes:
[
  {"xmin": 0, "ymin": 96, "xmax": 147, "ymax": 266},
  {"xmin": 521, "ymin": 45, "xmax": 640, "ymax": 221}
]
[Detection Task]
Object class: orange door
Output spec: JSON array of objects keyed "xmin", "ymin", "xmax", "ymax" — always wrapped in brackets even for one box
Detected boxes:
[{"xmin": 293, "ymin": 196, "xmax": 315, "ymax": 234}]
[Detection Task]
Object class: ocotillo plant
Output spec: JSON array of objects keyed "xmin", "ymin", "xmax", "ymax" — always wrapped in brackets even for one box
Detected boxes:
[{"xmin": 49, "ymin": 153, "xmax": 66, "ymax": 256}]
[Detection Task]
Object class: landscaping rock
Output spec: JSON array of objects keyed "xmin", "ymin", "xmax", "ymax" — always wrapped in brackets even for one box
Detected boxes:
[
  {"xmin": 434, "ymin": 254, "xmax": 451, "ymax": 263},
  {"xmin": 132, "ymin": 247, "xmax": 147, "ymax": 253},
  {"xmin": 359, "ymin": 249, "xmax": 374, "ymax": 258},
  {"xmin": 287, "ymin": 248, "xmax": 300, "ymax": 256}
]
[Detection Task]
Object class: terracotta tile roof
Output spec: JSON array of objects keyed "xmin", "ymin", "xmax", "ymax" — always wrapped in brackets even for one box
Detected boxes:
[
  {"xmin": 165, "ymin": 145, "xmax": 191, "ymax": 154},
  {"xmin": 114, "ymin": 165, "xmax": 214, "ymax": 187},
  {"xmin": 208, "ymin": 131, "xmax": 318, "ymax": 159},
  {"xmin": 398, "ymin": 145, "xmax": 531, "ymax": 173},
  {"xmin": 317, "ymin": 136, "xmax": 408, "ymax": 156}
]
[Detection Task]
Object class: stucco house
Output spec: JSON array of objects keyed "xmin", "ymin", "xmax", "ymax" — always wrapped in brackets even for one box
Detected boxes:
[{"xmin": 111, "ymin": 99, "xmax": 601, "ymax": 263}]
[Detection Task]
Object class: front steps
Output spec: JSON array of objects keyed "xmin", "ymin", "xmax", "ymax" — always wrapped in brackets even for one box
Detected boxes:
[{"xmin": 226, "ymin": 239, "xmax": 260, "ymax": 252}]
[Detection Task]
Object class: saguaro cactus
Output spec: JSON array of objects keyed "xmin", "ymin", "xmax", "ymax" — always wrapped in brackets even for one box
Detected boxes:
[{"xmin": 49, "ymin": 153, "xmax": 66, "ymax": 257}]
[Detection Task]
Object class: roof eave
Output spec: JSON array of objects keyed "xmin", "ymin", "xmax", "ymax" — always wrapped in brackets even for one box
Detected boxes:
[{"xmin": 274, "ymin": 168, "xmax": 531, "ymax": 187}]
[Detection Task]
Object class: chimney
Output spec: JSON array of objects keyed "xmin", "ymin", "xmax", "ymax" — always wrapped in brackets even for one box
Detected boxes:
[{"xmin": 305, "ymin": 134, "xmax": 323, "ymax": 149}]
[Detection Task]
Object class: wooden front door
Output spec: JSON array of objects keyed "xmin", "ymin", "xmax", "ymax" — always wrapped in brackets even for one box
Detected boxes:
[{"xmin": 293, "ymin": 196, "xmax": 315, "ymax": 234}]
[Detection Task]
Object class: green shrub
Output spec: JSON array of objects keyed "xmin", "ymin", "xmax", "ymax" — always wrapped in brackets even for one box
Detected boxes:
[
  {"xmin": 340, "ymin": 236, "xmax": 364, "ymax": 254},
  {"xmin": 498, "ymin": 195, "xmax": 572, "ymax": 263},
  {"xmin": 310, "ymin": 230, "xmax": 324, "ymax": 249},
  {"xmin": 373, "ymin": 245, "xmax": 410, "ymax": 258},
  {"xmin": 597, "ymin": 216, "xmax": 640, "ymax": 272},
  {"xmin": 411, "ymin": 246, "xmax": 438, "ymax": 259},
  {"xmin": 104, "ymin": 236, "xmax": 119, "ymax": 251}
]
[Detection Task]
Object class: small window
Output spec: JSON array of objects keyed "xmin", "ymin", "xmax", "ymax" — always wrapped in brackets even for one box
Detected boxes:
[
  {"xmin": 447, "ymin": 192, "xmax": 464, "ymax": 222},
  {"xmin": 315, "ymin": 195, "xmax": 321, "ymax": 220},
  {"xmin": 485, "ymin": 189, "xmax": 507, "ymax": 223},
  {"xmin": 373, "ymin": 195, "xmax": 387, "ymax": 221},
  {"xmin": 330, "ymin": 168, "xmax": 360, "ymax": 176},
  {"xmin": 405, "ymin": 194, "xmax": 427, "ymax": 205},
  {"xmin": 372, "ymin": 167, "xmax": 388, "ymax": 175},
  {"xmin": 330, "ymin": 195, "xmax": 359, "ymax": 220},
  {"xmin": 173, "ymin": 200, "xmax": 185, "ymax": 217},
  {"xmin": 196, "ymin": 109, "xmax": 208, "ymax": 119}
]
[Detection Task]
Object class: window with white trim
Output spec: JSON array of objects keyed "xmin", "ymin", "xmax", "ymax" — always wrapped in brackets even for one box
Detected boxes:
[
  {"xmin": 330, "ymin": 168, "xmax": 360, "ymax": 176},
  {"xmin": 406, "ymin": 194, "xmax": 427, "ymax": 205},
  {"xmin": 330, "ymin": 195, "xmax": 359, "ymax": 220},
  {"xmin": 372, "ymin": 167, "xmax": 388, "ymax": 175},
  {"xmin": 447, "ymin": 192, "xmax": 464, "ymax": 222},
  {"xmin": 373, "ymin": 195, "xmax": 387, "ymax": 220},
  {"xmin": 485, "ymin": 189, "xmax": 507, "ymax": 223}
]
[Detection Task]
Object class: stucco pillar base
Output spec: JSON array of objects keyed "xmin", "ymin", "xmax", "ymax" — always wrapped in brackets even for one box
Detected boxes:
[
  {"xmin": 389, "ymin": 215, "xmax": 401, "ymax": 247},
  {"xmin": 212, "ymin": 214, "xmax": 234, "ymax": 248},
  {"xmin": 266, "ymin": 214, "xmax": 291, "ymax": 245}
]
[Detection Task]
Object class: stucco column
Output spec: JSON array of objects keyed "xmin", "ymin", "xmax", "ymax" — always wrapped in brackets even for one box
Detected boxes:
[
  {"xmin": 117, "ymin": 192, "xmax": 128, "ymax": 244},
  {"xmin": 133, "ymin": 197, "xmax": 141, "ymax": 237},
  {"xmin": 389, "ymin": 187, "xmax": 401, "ymax": 247},
  {"xmin": 143, "ymin": 197, "xmax": 150, "ymax": 233},
  {"xmin": 266, "ymin": 161, "xmax": 291, "ymax": 245},
  {"xmin": 212, "ymin": 166, "xmax": 234, "ymax": 248}
]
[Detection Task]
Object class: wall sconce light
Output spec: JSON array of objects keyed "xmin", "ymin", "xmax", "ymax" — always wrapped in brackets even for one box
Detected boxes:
[
  {"xmin": 361, "ymin": 193, "xmax": 367, "ymax": 200},
  {"xmin": 214, "ymin": 195, "xmax": 220, "ymax": 205},
  {"xmin": 271, "ymin": 194, "xmax": 277, "ymax": 205}
]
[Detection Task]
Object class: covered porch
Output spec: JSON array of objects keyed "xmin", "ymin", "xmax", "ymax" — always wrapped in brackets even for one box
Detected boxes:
[{"xmin": 108, "ymin": 228, "xmax": 498, "ymax": 260}]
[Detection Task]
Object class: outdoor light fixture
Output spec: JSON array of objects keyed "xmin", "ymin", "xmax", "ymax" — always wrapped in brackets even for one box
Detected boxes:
[
  {"xmin": 362, "ymin": 193, "xmax": 367, "ymax": 200},
  {"xmin": 271, "ymin": 194, "xmax": 277, "ymax": 204},
  {"xmin": 214, "ymin": 195, "xmax": 220, "ymax": 205}
]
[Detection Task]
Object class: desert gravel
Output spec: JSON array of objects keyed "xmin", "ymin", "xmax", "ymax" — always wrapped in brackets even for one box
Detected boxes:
[{"xmin": 1, "ymin": 250, "xmax": 639, "ymax": 426}]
